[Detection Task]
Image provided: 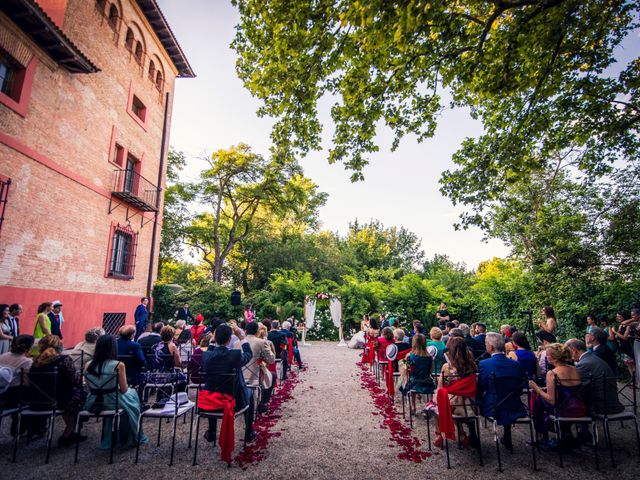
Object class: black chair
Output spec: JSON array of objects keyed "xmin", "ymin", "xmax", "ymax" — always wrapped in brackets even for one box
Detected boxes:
[
  {"xmin": 192, "ymin": 369, "xmax": 250, "ymax": 467},
  {"xmin": 484, "ymin": 373, "xmax": 536, "ymax": 472},
  {"xmin": 593, "ymin": 374, "xmax": 640, "ymax": 467},
  {"xmin": 74, "ymin": 371, "xmax": 122, "ymax": 464},
  {"xmin": 549, "ymin": 375, "xmax": 598, "ymax": 469},
  {"xmin": 135, "ymin": 376, "xmax": 195, "ymax": 466},
  {"xmin": 13, "ymin": 368, "xmax": 63, "ymax": 464}
]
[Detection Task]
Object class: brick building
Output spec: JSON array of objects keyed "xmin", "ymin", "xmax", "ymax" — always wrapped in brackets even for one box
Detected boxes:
[{"xmin": 0, "ymin": 0, "xmax": 194, "ymax": 345}]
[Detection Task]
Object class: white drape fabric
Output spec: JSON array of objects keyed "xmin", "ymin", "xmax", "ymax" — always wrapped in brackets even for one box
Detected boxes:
[
  {"xmin": 329, "ymin": 298, "xmax": 342, "ymax": 327},
  {"xmin": 305, "ymin": 297, "xmax": 317, "ymax": 329}
]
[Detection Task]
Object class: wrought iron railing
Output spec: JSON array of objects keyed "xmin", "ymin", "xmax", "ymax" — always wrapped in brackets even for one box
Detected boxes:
[{"xmin": 111, "ymin": 169, "xmax": 158, "ymax": 212}]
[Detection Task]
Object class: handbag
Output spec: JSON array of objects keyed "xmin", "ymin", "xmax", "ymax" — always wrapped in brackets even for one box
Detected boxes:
[{"xmin": 259, "ymin": 362, "xmax": 273, "ymax": 390}]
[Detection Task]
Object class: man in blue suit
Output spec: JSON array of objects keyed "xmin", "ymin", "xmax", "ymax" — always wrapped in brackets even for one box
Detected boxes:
[
  {"xmin": 134, "ymin": 297, "xmax": 149, "ymax": 340},
  {"xmin": 477, "ymin": 332, "xmax": 527, "ymax": 451},
  {"xmin": 202, "ymin": 323, "xmax": 255, "ymax": 442}
]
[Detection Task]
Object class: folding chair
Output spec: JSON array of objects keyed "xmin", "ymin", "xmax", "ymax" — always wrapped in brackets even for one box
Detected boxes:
[
  {"xmin": 135, "ymin": 378, "xmax": 195, "ymax": 466},
  {"xmin": 192, "ymin": 370, "xmax": 250, "ymax": 467},
  {"xmin": 549, "ymin": 375, "xmax": 598, "ymax": 469},
  {"xmin": 74, "ymin": 371, "xmax": 123, "ymax": 464},
  {"xmin": 593, "ymin": 374, "xmax": 640, "ymax": 467},
  {"xmin": 2, "ymin": 368, "xmax": 27, "ymax": 462},
  {"xmin": 484, "ymin": 373, "xmax": 536, "ymax": 472},
  {"xmin": 13, "ymin": 367, "xmax": 63, "ymax": 464}
]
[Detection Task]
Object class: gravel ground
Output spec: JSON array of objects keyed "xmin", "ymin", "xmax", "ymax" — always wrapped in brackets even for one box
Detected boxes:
[{"xmin": 2, "ymin": 342, "xmax": 640, "ymax": 479}]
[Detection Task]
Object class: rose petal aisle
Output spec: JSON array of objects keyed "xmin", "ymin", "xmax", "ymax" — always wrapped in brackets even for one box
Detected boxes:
[
  {"xmin": 358, "ymin": 362, "xmax": 431, "ymax": 463},
  {"xmin": 234, "ymin": 370, "xmax": 302, "ymax": 468}
]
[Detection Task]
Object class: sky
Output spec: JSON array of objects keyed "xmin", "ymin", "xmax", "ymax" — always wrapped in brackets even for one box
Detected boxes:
[{"xmin": 156, "ymin": 0, "xmax": 515, "ymax": 269}]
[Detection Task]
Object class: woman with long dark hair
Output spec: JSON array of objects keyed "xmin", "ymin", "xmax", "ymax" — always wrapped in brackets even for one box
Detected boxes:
[
  {"xmin": 84, "ymin": 335, "xmax": 148, "ymax": 449},
  {"xmin": 538, "ymin": 306, "xmax": 558, "ymax": 336},
  {"xmin": 508, "ymin": 332, "xmax": 538, "ymax": 379}
]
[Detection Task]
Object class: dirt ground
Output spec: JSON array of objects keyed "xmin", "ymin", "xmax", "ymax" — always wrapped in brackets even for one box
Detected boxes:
[{"xmin": 2, "ymin": 342, "xmax": 639, "ymax": 479}]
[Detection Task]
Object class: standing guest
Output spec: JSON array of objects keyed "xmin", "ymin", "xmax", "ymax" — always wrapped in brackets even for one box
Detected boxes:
[
  {"xmin": 436, "ymin": 302, "xmax": 450, "ymax": 323},
  {"xmin": 139, "ymin": 322, "xmax": 163, "ymax": 357},
  {"xmin": 64, "ymin": 327, "xmax": 104, "ymax": 371},
  {"xmin": 629, "ymin": 309, "xmax": 640, "ymax": 385},
  {"xmin": 175, "ymin": 302, "xmax": 194, "ymax": 322},
  {"xmin": 500, "ymin": 324, "xmax": 512, "ymax": 338},
  {"xmin": 48, "ymin": 300, "xmax": 64, "ymax": 342},
  {"xmin": 0, "ymin": 335, "xmax": 34, "ymax": 407},
  {"xmin": 473, "ymin": 323, "xmax": 487, "ymax": 344},
  {"xmin": 134, "ymin": 297, "xmax": 149, "ymax": 341},
  {"xmin": 361, "ymin": 314, "xmax": 371, "ymax": 332},
  {"xmin": 612, "ymin": 311, "xmax": 635, "ymax": 378},
  {"xmin": 32, "ymin": 302, "xmax": 52, "ymax": 354},
  {"xmin": 367, "ymin": 318, "xmax": 379, "ymax": 338},
  {"xmin": 477, "ymin": 332, "xmax": 526, "ymax": 451},
  {"xmin": 116, "ymin": 325, "xmax": 146, "ymax": 386},
  {"xmin": 29, "ymin": 335, "xmax": 86, "ymax": 446},
  {"xmin": 268, "ymin": 320, "xmax": 288, "ymax": 379},
  {"xmin": 8, "ymin": 304, "xmax": 22, "ymax": 337},
  {"xmin": 598, "ymin": 316, "xmax": 618, "ymax": 354},
  {"xmin": 507, "ymin": 332, "xmax": 538, "ymax": 379},
  {"xmin": 0, "ymin": 304, "xmax": 13, "ymax": 354},
  {"xmin": 538, "ymin": 306, "xmax": 558, "ymax": 336},
  {"xmin": 84, "ymin": 335, "xmax": 148, "ymax": 449},
  {"xmin": 379, "ymin": 314, "xmax": 390, "ymax": 332},
  {"xmin": 528, "ymin": 343, "xmax": 585, "ymax": 450},
  {"xmin": 585, "ymin": 314, "xmax": 597, "ymax": 335},
  {"xmin": 244, "ymin": 304, "xmax": 255, "ymax": 323},
  {"xmin": 191, "ymin": 314, "xmax": 207, "ymax": 346},
  {"xmin": 428, "ymin": 327, "xmax": 446, "ymax": 375},
  {"xmin": 201, "ymin": 323, "xmax": 256, "ymax": 444},
  {"xmin": 587, "ymin": 327, "xmax": 618, "ymax": 377},
  {"xmin": 460, "ymin": 323, "xmax": 486, "ymax": 359},
  {"xmin": 240, "ymin": 321, "xmax": 276, "ymax": 413}
]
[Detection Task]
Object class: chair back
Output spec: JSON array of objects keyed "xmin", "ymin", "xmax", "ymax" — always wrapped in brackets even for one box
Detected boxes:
[
  {"xmin": 26, "ymin": 367, "xmax": 58, "ymax": 411},
  {"xmin": 552, "ymin": 373, "xmax": 587, "ymax": 418},
  {"xmin": 84, "ymin": 368, "xmax": 120, "ymax": 415},
  {"xmin": 489, "ymin": 373, "xmax": 529, "ymax": 421}
]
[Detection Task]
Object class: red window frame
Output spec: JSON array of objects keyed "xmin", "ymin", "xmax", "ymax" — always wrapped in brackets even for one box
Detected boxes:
[
  {"xmin": 105, "ymin": 223, "xmax": 138, "ymax": 280},
  {"xmin": 0, "ymin": 174, "xmax": 11, "ymax": 238},
  {"xmin": 126, "ymin": 82, "xmax": 148, "ymax": 131},
  {"xmin": 0, "ymin": 53, "xmax": 37, "ymax": 117}
]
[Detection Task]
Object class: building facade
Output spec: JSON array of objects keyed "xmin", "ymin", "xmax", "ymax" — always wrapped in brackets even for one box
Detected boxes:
[{"xmin": 0, "ymin": 0, "xmax": 194, "ymax": 345}]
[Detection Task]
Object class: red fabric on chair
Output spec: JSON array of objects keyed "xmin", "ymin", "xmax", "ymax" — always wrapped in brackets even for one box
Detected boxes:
[
  {"xmin": 386, "ymin": 348, "xmax": 411, "ymax": 396},
  {"xmin": 267, "ymin": 362, "xmax": 278, "ymax": 387},
  {"xmin": 287, "ymin": 337, "xmax": 294, "ymax": 365},
  {"xmin": 436, "ymin": 374, "xmax": 477, "ymax": 440},
  {"xmin": 197, "ymin": 390, "xmax": 237, "ymax": 463}
]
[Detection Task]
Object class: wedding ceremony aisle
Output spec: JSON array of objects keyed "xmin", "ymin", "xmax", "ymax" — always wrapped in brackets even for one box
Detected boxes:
[{"xmin": 3, "ymin": 343, "xmax": 640, "ymax": 479}]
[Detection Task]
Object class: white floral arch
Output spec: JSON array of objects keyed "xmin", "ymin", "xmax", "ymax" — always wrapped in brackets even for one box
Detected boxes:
[{"xmin": 303, "ymin": 293, "xmax": 346, "ymax": 346}]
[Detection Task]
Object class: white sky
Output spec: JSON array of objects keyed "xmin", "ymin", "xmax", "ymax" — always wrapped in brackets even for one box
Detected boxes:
[{"xmin": 157, "ymin": 0, "xmax": 517, "ymax": 269}]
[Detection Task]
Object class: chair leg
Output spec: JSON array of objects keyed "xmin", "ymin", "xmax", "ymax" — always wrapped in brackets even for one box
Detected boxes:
[
  {"xmin": 634, "ymin": 417, "xmax": 640, "ymax": 460},
  {"xmin": 12, "ymin": 413, "xmax": 21, "ymax": 463},
  {"xmin": 426, "ymin": 412, "xmax": 432, "ymax": 451},
  {"xmin": 409, "ymin": 394, "xmax": 414, "ymax": 430},
  {"xmin": 188, "ymin": 408, "xmax": 195, "ymax": 449},
  {"xmin": 157, "ymin": 417, "xmax": 162, "ymax": 446},
  {"xmin": 135, "ymin": 416, "xmax": 143, "ymax": 463},
  {"xmin": 445, "ymin": 436, "xmax": 451, "ymax": 469},
  {"xmin": 528, "ymin": 420, "xmax": 537, "ymax": 471},
  {"xmin": 74, "ymin": 415, "xmax": 82, "ymax": 463},
  {"xmin": 169, "ymin": 416, "xmax": 178, "ymax": 466},
  {"xmin": 109, "ymin": 415, "xmax": 117, "ymax": 464},
  {"xmin": 402, "ymin": 393, "xmax": 406, "ymax": 419},
  {"xmin": 476, "ymin": 418, "xmax": 483, "ymax": 467},
  {"xmin": 556, "ymin": 420, "xmax": 563, "ymax": 468},
  {"xmin": 45, "ymin": 413, "xmax": 55, "ymax": 464},
  {"xmin": 604, "ymin": 419, "xmax": 615, "ymax": 468},
  {"xmin": 592, "ymin": 421, "xmax": 599, "ymax": 471},
  {"xmin": 494, "ymin": 421, "xmax": 502, "ymax": 472},
  {"xmin": 192, "ymin": 415, "xmax": 201, "ymax": 466}
]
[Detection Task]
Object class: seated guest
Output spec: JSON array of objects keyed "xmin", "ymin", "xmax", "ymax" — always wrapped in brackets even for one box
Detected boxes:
[
  {"xmin": 435, "ymin": 337, "xmax": 479, "ymax": 448},
  {"xmin": 174, "ymin": 319, "xmax": 192, "ymax": 345},
  {"xmin": 241, "ymin": 322, "xmax": 275, "ymax": 413},
  {"xmin": 441, "ymin": 321, "xmax": 456, "ymax": 343},
  {"xmin": 460, "ymin": 323, "xmax": 485, "ymax": 359},
  {"xmin": 528, "ymin": 343, "xmax": 585, "ymax": 450},
  {"xmin": 201, "ymin": 323, "xmax": 255, "ymax": 445},
  {"xmin": 64, "ymin": 327, "xmax": 104, "ymax": 371},
  {"xmin": 393, "ymin": 328, "xmax": 411, "ymax": 350},
  {"xmin": 427, "ymin": 327, "xmax": 446, "ymax": 375},
  {"xmin": 377, "ymin": 327, "xmax": 395, "ymax": 361},
  {"xmin": 189, "ymin": 333, "xmax": 212, "ymax": 385},
  {"xmin": 473, "ymin": 323, "xmax": 487, "ymax": 344},
  {"xmin": 116, "ymin": 325, "xmax": 146, "ymax": 386},
  {"xmin": 29, "ymin": 335, "xmax": 86, "ymax": 446},
  {"xmin": 587, "ymin": 327, "xmax": 618, "ymax": 377},
  {"xmin": 535, "ymin": 331, "xmax": 557, "ymax": 378},
  {"xmin": 401, "ymin": 334, "xmax": 434, "ymax": 397},
  {"xmin": 477, "ymin": 332, "xmax": 526, "ymax": 451},
  {"xmin": 0, "ymin": 335, "xmax": 34, "ymax": 407},
  {"xmin": 500, "ymin": 324, "xmax": 512, "ymax": 338},
  {"xmin": 191, "ymin": 314, "xmax": 207, "ymax": 346},
  {"xmin": 283, "ymin": 321, "xmax": 304, "ymax": 369},
  {"xmin": 267, "ymin": 320, "xmax": 288, "ymax": 378},
  {"xmin": 565, "ymin": 339, "xmax": 624, "ymax": 415},
  {"xmin": 507, "ymin": 332, "xmax": 538, "ymax": 379},
  {"xmin": 412, "ymin": 320, "xmax": 426, "ymax": 336},
  {"xmin": 84, "ymin": 335, "xmax": 148, "ymax": 449},
  {"xmin": 151, "ymin": 326, "xmax": 182, "ymax": 371},
  {"xmin": 139, "ymin": 322, "xmax": 163, "ymax": 357}
]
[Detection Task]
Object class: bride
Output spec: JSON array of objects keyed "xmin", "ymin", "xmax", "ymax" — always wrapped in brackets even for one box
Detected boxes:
[{"xmin": 348, "ymin": 315, "xmax": 369, "ymax": 349}]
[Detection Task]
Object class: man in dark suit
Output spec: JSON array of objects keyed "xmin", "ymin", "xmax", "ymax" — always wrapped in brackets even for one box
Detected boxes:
[
  {"xmin": 8, "ymin": 304, "xmax": 22, "ymax": 337},
  {"xmin": 202, "ymin": 323, "xmax": 255, "ymax": 442},
  {"xmin": 477, "ymin": 332, "xmax": 527, "ymax": 451},
  {"xmin": 134, "ymin": 297, "xmax": 149, "ymax": 341},
  {"xmin": 268, "ymin": 320, "xmax": 288, "ymax": 379},
  {"xmin": 139, "ymin": 322, "xmax": 163, "ymax": 357},
  {"xmin": 175, "ymin": 303, "xmax": 194, "ymax": 322},
  {"xmin": 565, "ymin": 338, "xmax": 624, "ymax": 415},
  {"xmin": 588, "ymin": 327, "xmax": 618, "ymax": 377},
  {"xmin": 116, "ymin": 325, "xmax": 146, "ymax": 386},
  {"xmin": 473, "ymin": 323, "xmax": 487, "ymax": 345},
  {"xmin": 460, "ymin": 323, "xmax": 486, "ymax": 359}
]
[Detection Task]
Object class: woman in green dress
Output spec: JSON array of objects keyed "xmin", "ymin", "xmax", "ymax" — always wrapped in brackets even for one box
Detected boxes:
[
  {"xmin": 31, "ymin": 302, "xmax": 52, "ymax": 355},
  {"xmin": 84, "ymin": 334, "xmax": 148, "ymax": 449}
]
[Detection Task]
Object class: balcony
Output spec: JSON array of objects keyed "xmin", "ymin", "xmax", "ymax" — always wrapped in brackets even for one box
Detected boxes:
[{"xmin": 111, "ymin": 169, "xmax": 158, "ymax": 212}]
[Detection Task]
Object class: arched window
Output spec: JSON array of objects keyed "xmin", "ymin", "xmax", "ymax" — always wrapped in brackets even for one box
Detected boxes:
[
  {"xmin": 155, "ymin": 70, "xmax": 163, "ymax": 91},
  {"xmin": 134, "ymin": 42, "xmax": 143, "ymax": 65},
  {"xmin": 125, "ymin": 28, "xmax": 134, "ymax": 51},
  {"xmin": 107, "ymin": 4, "xmax": 119, "ymax": 31},
  {"xmin": 148, "ymin": 60, "xmax": 156, "ymax": 81}
]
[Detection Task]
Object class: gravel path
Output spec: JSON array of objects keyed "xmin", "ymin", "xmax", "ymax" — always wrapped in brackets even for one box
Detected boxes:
[{"xmin": 2, "ymin": 342, "xmax": 640, "ymax": 479}]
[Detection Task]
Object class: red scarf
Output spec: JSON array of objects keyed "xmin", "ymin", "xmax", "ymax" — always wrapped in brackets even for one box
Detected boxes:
[
  {"xmin": 197, "ymin": 391, "xmax": 236, "ymax": 463},
  {"xmin": 436, "ymin": 374, "xmax": 477, "ymax": 440},
  {"xmin": 386, "ymin": 349, "xmax": 411, "ymax": 396},
  {"xmin": 287, "ymin": 337, "xmax": 294, "ymax": 365},
  {"xmin": 365, "ymin": 338, "xmax": 375, "ymax": 365}
]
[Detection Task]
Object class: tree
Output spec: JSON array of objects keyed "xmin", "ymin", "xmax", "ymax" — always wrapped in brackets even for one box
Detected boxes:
[
  {"xmin": 183, "ymin": 144, "xmax": 326, "ymax": 282},
  {"xmin": 232, "ymin": 0, "xmax": 638, "ymax": 181}
]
